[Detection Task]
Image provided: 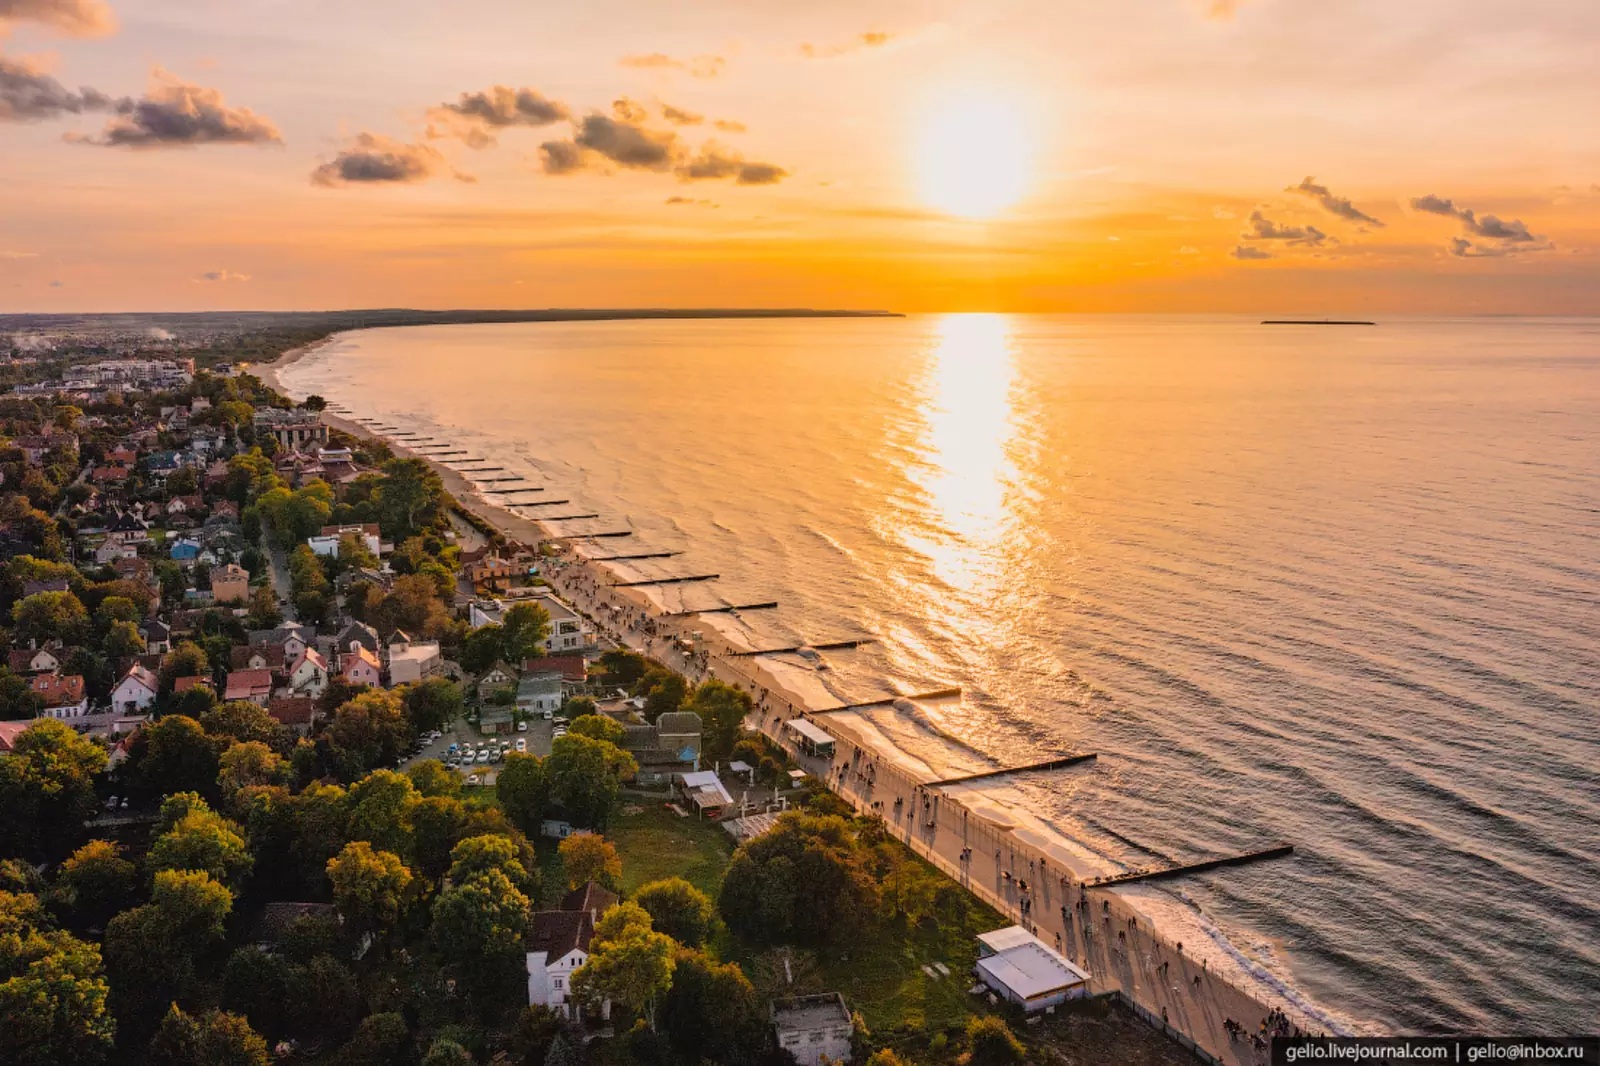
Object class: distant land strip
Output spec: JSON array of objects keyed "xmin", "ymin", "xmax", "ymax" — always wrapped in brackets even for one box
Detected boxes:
[{"xmin": 0, "ymin": 307, "xmax": 903, "ymax": 331}]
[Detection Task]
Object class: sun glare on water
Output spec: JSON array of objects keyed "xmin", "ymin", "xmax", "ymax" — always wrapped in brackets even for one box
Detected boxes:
[{"xmin": 916, "ymin": 90, "xmax": 1033, "ymax": 219}]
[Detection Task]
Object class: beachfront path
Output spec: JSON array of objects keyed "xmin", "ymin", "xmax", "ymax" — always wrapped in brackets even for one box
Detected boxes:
[{"xmin": 544, "ymin": 555, "xmax": 1308, "ymax": 1066}]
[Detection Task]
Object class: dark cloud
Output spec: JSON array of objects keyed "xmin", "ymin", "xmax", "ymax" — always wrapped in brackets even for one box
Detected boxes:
[
  {"xmin": 660, "ymin": 102, "xmax": 702, "ymax": 126},
  {"xmin": 311, "ymin": 133, "xmax": 453, "ymax": 186},
  {"xmin": 713, "ymin": 118, "xmax": 745, "ymax": 133},
  {"xmin": 0, "ymin": 53, "xmax": 118, "ymax": 122},
  {"xmin": 1242, "ymin": 210, "xmax": 1329, "ymax": 246},
  {"xmin": 664, "ymin": 196, "xmax": 716, "ymax": 207},
  {"xmin": 75, "ymin": 72, "xmax": 281, "ymax": 147},
  {"xmin": 573, "ymin": 112, "xmax": 678, "ymax": 169},
  {"xmin": 618, "ymin": 53, "xmax": 725, "ymax": 79},
  {"xmin": 1410, "ymin": 193, "xmax": 1546, "ymax": 254},
  {"xmin": 1287, "ymin": 176, "xmax": 1384, "ymax": 227},
  {"xmin": 196, "ymin": 269, "xmax": 249, "ymax": 282},
  {"xmin": 538, "ymin": 139, "xmax": 586, "ymax": 175},
  {"xmin": 676, "ymin": 145, "xmax": 788, "ymax": 185},
  {"xmin": 801, "ymin": 31, "xmax": 895, "ymax": 58},
  {"xmin": 1230, "ymin": 246, "xmax": 1272, "ymax": 260},
  {"xmin": 430, "ymin": 86, "xmax": 568, "ymax": 148},
  {"xmin": 0, "ymin": 0, "xmax": 115, "ymax": 36},
  {"xmin": 610, "ymin": 96, "xmax": 650, "ymax": 124}
]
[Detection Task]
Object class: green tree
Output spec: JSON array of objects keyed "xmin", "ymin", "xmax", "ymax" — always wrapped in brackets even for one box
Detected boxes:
[
  {"xmin": 200, "ymin": 701, "xmax": 290, "ymax": 753},
  {"xmin": 336, "ymin": 1011, "xmax": 413, "ymax": 1066},
  {"xmin": 718, "ymin": 813, "xmax": 879, "ymax": 947},
  {"xmin": 632, "ymin": 667, "xmax": 687, "ymax": 723},
  {"xmin": 218, "ymin": 741, "xmax": 286, "ymax": 798},
  {"xmin": 104, "ymin": 619, "xmax": 145, "ymax": 659},
  {"xmin": 325, "ymin": 689, "xmax": 410, "ymax": 779},
  {"xmin": 243, "ymin": 586, "xmax": 281, "ymax": 630},
  {"xmin": 0, "ymin": 891, "xmax": 115, "ymax": 1066},
  {"xmin": 158, "ymin": 642, "xmax": 211, "ymax": 693},
  {"xmin": 0, "ymin": 673, "xmax": 43, "ymax": 720},
  {"xmin": 567, "ymin": 713, "xmax": 624, "ymax": 745},
  {"xmin": 11, "ymin": 589, "xmax": 88, "ymax": 644},
  {"xmin": 634, "ymin": 878, "xmax": 715, "ymax": 947},
  {"xmin": 137, "ymin": 716, "xmax": 223, "ymax": 801},
  {"xmin": 431, "ymin": 868, "xmax": 529, "ymax": 1005},
  {"xmin": 447, "ymin": 834, "xmax": 536, "ymax": 894},
  {"xmin": 558, "ymin": 832, "xmax": 621, "ymax": 891},
  {"xmin": 597, "ymin": 649, "xmax": 649, "ymax": 686},
  {"xmin": 56, "ymin": 840, "xmax": 138, "ymax": 930},
  {"xmin": 169, "ymin": 684, "xmax": 218, "ymax": 720},
  {"xmin": 405, "ymin": 758, "xmax": 462, "ymax": 799},
  {"xmin": 422, "ymin": 1037, "xmax": 474, "ymax": 1066},
  {"xmin": 494, "ymin": 752, "xmax": 547, "ymax": 834},
  {"xmin": 546, "ymin": 734, "xmax": 637, "ymax": 830},
  {"xmin": 569, "ymin": 902, "xmax": 676, "ymax": 1030},
  {"xmin": 327, "ymin": 841, "xmax": 414, "ymax": 935},
  {"xmin": 409, "ymin": 796, "xmax": 468, "ymax": 882},
  {"xmin": 459, "ymin": 625, "xmax": 504, "ymax": 675},
  {"xmin": 150, "ymin": 1004, "xmax": 269, "ymax": 1066},
  {"xmin": 346, "ymin": 769, "xmax": 419, "ymax": 856},
  {"xmin": 659, "ymin": 949, "xmax": 765, "ymax": 1065},
  {"xmin": 684, "ymin": 679, "xmax": 752, "ymax": 764},
  {"xmin": 402, "ymin": 677, "xmax": 462, "ymax": 734},
  {"xmin": 374, "ymin": 457, "xmax": 447, "ymax": 542},
  {"xmin": 0, "ymin": 719, "xmax": 107, "ymax": 859},
  {"xmin": 94, "ymin": 595, "xmax": 140, "ymax": 627},
  {"xmin": 966, "ymin": 1015, "xmax": 1026, "ymax": 1066},
  {"xmin": 500, "ymin": 602, "xmax": 550, "ymax": 661},
  {"xmin": 219, "ymin": 947, "xmax": 297, "ymax": 1041},
  {"xmin": 147, "ymin": 803, "xmax": 254, "ymax": 891},
  {"xmin": 866, "ymin": 1051, "xmax": 917, "ymax": 1066}
]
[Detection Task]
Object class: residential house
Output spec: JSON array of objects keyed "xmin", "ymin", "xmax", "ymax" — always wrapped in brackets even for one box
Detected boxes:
[
  {"xmin": 22, "ymin": 577, "xmax": 70, "ymax": 597},
  {"xmin": 106, "ymin": 510, "xmax": 149, "ymax": 547},
  {"xmin": 655, "ymin": 710, "xmax": 703, "ymax": 761},
  {"xmin": 141, "ymin": 619, "xmax": 172, "ymax": 655},
  {"xmin": 468, "ymin": 556, "xmax": 518, "ymax": 593},
  {"xmin": 385, "ymin": 631, "xmax": 442, "ymax": 686},
  {"xmin": 172, "ymin": 676, "xmax": 210, "ymax": 695},
  {"xmin": 231, "ymin": 644, "xmax": 287, "ymax": 672},
  {"xmin": 248, "ymin": 623, "xmax": 316, "ymax": 660},
  {"xmin": 675, "ymin": 770, "xmax": 733, "ymax": 819},
  {"xmin": 521, "ymin": 655, "xmax": 587, "ymax": 695},
  {"xmin": 110, "ymin": 664, "xmax": 159, "ymax": 715},
  {"xmin": 211, "ymin": 562, "xmax": 250, "ymax": 605},
  {"xmin": 32, "ymin": 674, "xmax": 89, "ymax": 720},
  {"xmin": 771, "ymin": 994, "xmax": 854, "ymax": 1066},
  {"xmin": 8, "ymin": 647, "xmax": 61, "ymax": 675},
  {"xmin": 340, "ymin": 644, "xmax": 382, "ymax": 688},
  {"xmin": 166, "ymin": 495, "xmax": 205, "ymax": 517},
  {"xmin": 285, "ymin": 648, "xmax": 328, "ymax": 698},
  {"xmin": 170, "ymin": 538, "xmax": 202, "ymax": 563},
  {"xmin": 467, "ymin": 599, "xmax": 506, "ymax": 629},
  {"xmin": 972, "ymin": 926, "xmax": 1090, "ymax": 1011},
  {"xmin": 308, "ymin": 523, "xmax": 381, "ymax": 559},
  {"xmin": 94, "ymin": 539, "xmax": 138, "ymax": 564},
  {"xmin": 334, "ymin": 621, "xmax": 380, "ymax": 654},
  {"xmin": 476, "ymin": 661, "xmax": 517, "ymax": 701},
  {"xmin": 267, "ymin": 697, "xmax": 315, "ymax": 736},
  {"xmin": 253, "ymin": 408, "xmax": 328, "ymax": 450},
  {"xmin": 224, "ymin": 668, "xmax": 275, "ymax": 706},
  {"xmin": 526, "ymin": 880, "xmax": 618, "ymax": 1017},
  {"xmin": 515, "ymin": 674, "xmax": 562, "ymax": 717},
  {"xmin": 535, "ymin": 594, "xmax": 590, "ymax": 653}
]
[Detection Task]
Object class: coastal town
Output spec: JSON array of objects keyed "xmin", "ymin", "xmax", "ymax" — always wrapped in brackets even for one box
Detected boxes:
[{"xmin": 0, "ymin": 325, "xmax": 1300, "ymax": 1066}]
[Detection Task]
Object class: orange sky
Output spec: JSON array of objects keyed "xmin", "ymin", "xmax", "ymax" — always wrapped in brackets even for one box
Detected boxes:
[{"xmin": 3, "ymin": 0, "xmax": 1599, "ymax": 313}]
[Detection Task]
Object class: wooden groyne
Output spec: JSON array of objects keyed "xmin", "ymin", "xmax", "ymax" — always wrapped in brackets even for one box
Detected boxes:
[
  {"xmin": 813, "ymin": 686, "xmax": 963, "ymax": 713},
  {"xmin": 539, "ymin": 514, "xmax": 601, "ymax": 521},
  {"xmin": 485, "ymin": 487, "xmax": 545, "ymax": 494},
  {"xmin": 477, "ymin": 477, "xmax": 533, "ymax": 484},
  {"xmin": 729, "ymin": 638, "xmax": 875, "ymax": 656},
  {"xmin": 567, "ymin": 531, "xmax": 633, "ymax": 539},
  {"xmin": 929, "ymin": 753, "xmax": 1099, "ymax": 787},
  {"xmin": 512, "ymin": 498, "xmax": 572, "ymax": 507},
  {"xmin": 663, "ymin": 601, "xmax": 778, "ymax": 617},
  {"xmin": 1085, "ymin": 845, "xmax": 1295, "ymax": 888},
  {"xmin": 612, "ymin": 574, "xmax": 720, "ymax": 588},
  {"xmin": 589, "ymin": 551, "xmax": 683, "ymax": 562}
]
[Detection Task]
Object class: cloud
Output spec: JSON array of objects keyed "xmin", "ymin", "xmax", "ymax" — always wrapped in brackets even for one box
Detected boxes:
[
  {"xmin": 1212, "ymin": 205, "xmax": 1236, "ymax": 219},
  {"xmin": 801, "ymin": 31, "xmax": 895, "ymax": 59},
  {"xmin": 312, "ymin": 132, "xmax": 458, "ymax": 186},
  {"xmin": 1242, "ymin": 210, "xmax": 1329, "ymax": 246},
  {"xmin": 1230, "ymin": 246, "xmax": 1272, "ymax": 260},
  {"xmin": 1410, "ymin": 193, "xmax": 1547, "ymax": 254},
  {"xmin": 429, "ymin": 85, "xmax": 568, "ymax": 148},
  {"xmin": 713, "ymin": 118, "xmax": 745, "ymax": 133},
  {"xmin": 74, "ymin": 70, "xmax": 281, "ymax": 147},
  {"xmin": 48, "ymin": 279, "xmax": 63, "ymax": 286},
  {"xmin": 677, "ymin": 144, "xmax": 788, "ymax": 185},
  {"xmin": 660, "ymin": 102, "xmax": 702, "ymax": 126},
  {"xmin": 618, "ymin": 53, "xmax": 725, "ymax": 79},
  {"xmin": 195, "ymin": 269, "xmax": 249, "ymax": 282},
  {"xmin": 664, "ymin": 196, "xmax": 715, "ymax": 207},
  {"xmin": 1, "ymin": 249, "xmax": 39, "ymax": 259},
  {"xmin": 0, "ymin": 0, "xmax": 115, "ymax": 36},
  {"xmin": 537, "ymin": 139, "xmax": 586, "ymax": 175},
  {"xmin": 1287, "ymin": 176, "xmax": 1384, "ymax": 227},
  {"xmin": 610, "ymin": 96, "xmax": 650, "ymax": 124},
  {"xmin": 1, "ymin": 53, "xmax": 118, "ymax": 122}
]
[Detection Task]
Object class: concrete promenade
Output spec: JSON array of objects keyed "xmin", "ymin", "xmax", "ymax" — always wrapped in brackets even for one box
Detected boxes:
[{"xmin": 542, "ymin": 548, "xmax": 1323, "ymax": 1065}]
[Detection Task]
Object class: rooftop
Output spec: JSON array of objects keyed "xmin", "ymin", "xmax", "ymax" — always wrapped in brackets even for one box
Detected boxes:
[{"xmin": 771, "ymin": 992, "xmax": 851, "ymax": 1032}]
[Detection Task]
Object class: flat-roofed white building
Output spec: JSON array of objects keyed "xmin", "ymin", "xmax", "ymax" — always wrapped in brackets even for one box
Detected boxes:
[
  {"xmin": 785, "ymin": 717, "xmax": 836, "ymax": 758},
  {"xmin": 973, "ymin": 926, "xmax": 1091, "ymax": 1011},
  {"xmin": 771, "ymin": 992, "xmax": 853, "ymax": 1066}
]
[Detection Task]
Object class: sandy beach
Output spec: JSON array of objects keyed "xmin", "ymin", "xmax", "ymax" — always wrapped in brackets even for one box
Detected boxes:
[{"xmin": 259, "ymin": 335, "xmax": 1347, "ymax": 1063}]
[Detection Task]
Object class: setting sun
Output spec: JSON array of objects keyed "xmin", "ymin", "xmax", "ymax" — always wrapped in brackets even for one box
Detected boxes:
[{"xmin": 916, "ymin": 90, "xmax": 1033, "ymax": 219}]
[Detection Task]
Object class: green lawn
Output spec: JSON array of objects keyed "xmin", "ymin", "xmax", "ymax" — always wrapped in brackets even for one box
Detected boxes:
[{"xmin": 608, "ymin": 802, "xmax": 736, "ymax": 898}]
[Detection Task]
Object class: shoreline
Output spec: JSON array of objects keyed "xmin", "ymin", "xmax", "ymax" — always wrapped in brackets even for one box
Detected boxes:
[{"xmin": 263, "ymin": 335, "xmax": 1357, "ymax": 1062}]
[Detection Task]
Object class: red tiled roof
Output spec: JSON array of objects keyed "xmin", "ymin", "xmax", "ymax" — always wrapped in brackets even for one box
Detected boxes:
[
  {"xmin": 172, "ymin": 676, "xmax": 210, "ymax": 693},
  {"xmin": 30, "ymin": 673, "xmax": 86, "ymax": 707},
  {"xmin": 224, "ymin": 668, "xmax": 274, "ymax": 700},
  {"xmin": 267, "ymin": 697, "xmax": 314, "ymax": 725},
  {"xmin": 523, "ymin": 655, "xmax": 587, "ymax": 682}
]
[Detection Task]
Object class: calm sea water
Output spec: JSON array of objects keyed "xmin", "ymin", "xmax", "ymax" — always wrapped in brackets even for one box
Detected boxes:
[{"xmin": 282, "ymin": 315, "xmax": 1600, "ymax": 1035}]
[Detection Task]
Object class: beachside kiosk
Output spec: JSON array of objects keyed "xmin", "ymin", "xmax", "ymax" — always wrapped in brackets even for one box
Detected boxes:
[{"xmin": 785, "ymin": 718, "xmax": 836, "ymax": 759}]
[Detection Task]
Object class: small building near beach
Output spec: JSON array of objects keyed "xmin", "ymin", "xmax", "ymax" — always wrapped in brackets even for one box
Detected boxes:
[
  {"xmin": 972, "ymin": 926, "xmax": 1090, "ymax": 1011},
  {"xmin": 785, "ymin": 717, "xmax": 836, "ymax": 759},
  {"xmin": 770, "ymin": 993, "xmax": 853, "ymax": 1066}
]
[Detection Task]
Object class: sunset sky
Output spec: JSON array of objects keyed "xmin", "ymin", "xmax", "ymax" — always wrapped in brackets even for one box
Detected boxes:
[{"xmin": 4, "ymin": 0, "xmax": 1599, "ymax": 313}]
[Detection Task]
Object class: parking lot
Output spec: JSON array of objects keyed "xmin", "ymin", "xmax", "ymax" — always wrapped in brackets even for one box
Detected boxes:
[{"xmin": 404, "ymin": 713, "xmax": 560, "ymax": 787}]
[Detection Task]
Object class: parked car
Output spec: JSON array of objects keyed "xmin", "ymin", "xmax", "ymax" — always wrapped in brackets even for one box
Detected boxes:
[
  {"xmin": 515, "ymin": 739, "xmax": 527, "ymax": 753},
  {"xmin": 517, "ymin": 720, "xmax": 529, "ymax": 732}
]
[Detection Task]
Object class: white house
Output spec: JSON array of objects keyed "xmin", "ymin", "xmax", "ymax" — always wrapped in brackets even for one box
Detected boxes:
[
  {"xmin": 385, "ymin": 631, "xmax": 442, "ymax": 686},
  {"xmin": 32, "ymin": 674, "xmax": 89, "ymax": 720},
  {"xmin": 771, "ymin": 993, "xmax": 854, "ymax": 1066},
  {"xmin": 110, "ymin": 664, "xmax": 159, "ymax": 715},
  {"xmin": 516, "ymin": 674, "xmax": 563, "ymax": 716},
  {"xmin": 468, "ymin": 598, "xmax": 506, "ymax": 629},
  {"xmin": 308, "ymin": 523, "xmax": 381, "ymax": 559},
  {"xmin": 285, "ymin": 648, "xmax": 328, "ymax": 698},
  {"xmin": 526, "ymin": 881, "xmax": 617, "ymax": 1017},
  {"xmin": 341, "ymin": 643, "xmax": 382, "ymax": 687},
  {"xmin": 534, "ymin": 594, "xmax": 590, "ymax": 653},
  {"xmin": 8, "ymin": 647, "xmax": 61, "ymax": 675},
  {"xmin": 972, "ymin": 926, "xmax": 1091, "ymax": 1011}
]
